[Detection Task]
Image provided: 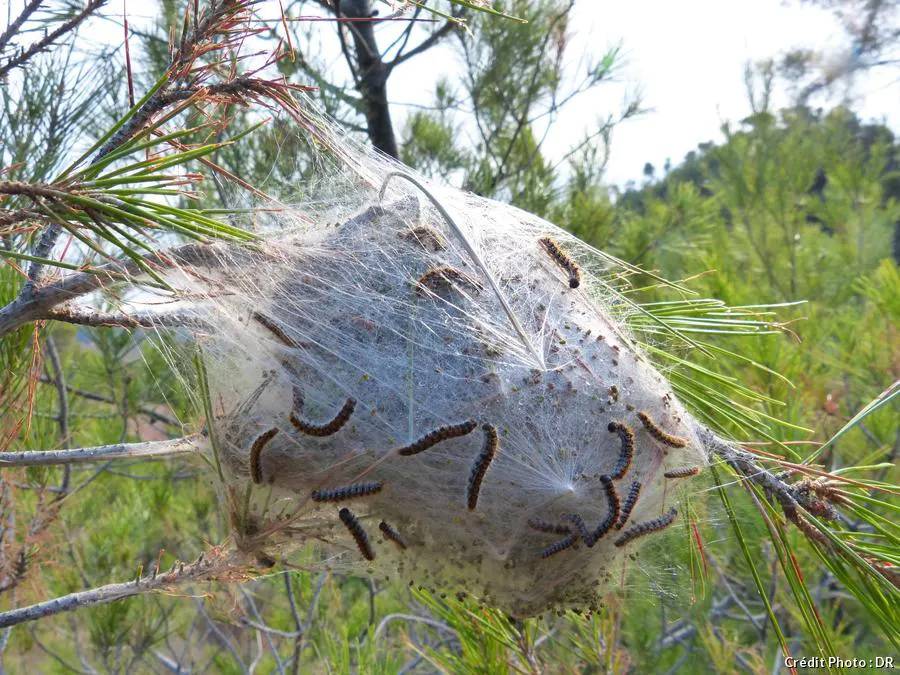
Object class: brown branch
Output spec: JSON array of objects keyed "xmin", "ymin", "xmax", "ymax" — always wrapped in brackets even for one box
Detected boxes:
[
  {"xmin": 0, "ymin": 435, "xmax": 199, "ymax": 467},
  {"xmin": 0, "ymin": 0, "xmax": 107, "ymax": 79},
  {"xmin": 698, "ymin": 426, "xmax": 839, "ymax": 542},
  {"xmin": 0, "ymin": 240, "xmax": 245, "ymax": 338},
  {"xmin": 386, "ymin": 20, "xmax": 456, "ymax": 71},
  {"xmin": 337, "ymin": 0, "xmax": 398, "ymax": 157},
  {"xmin": 44, "ymin": 305, "xmax": 208, "ymax": 330},
  {"xmin": 0, "ymin": 0, "xmax": 44, "ymax": 56},
  {"xmin": 0, "ymin": 548, "xmax": 240, "ymax": 629}
]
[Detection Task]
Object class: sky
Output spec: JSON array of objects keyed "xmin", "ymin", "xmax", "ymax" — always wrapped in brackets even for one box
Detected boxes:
[{"xmin": 87, "ymin": 0, "xmax": 899, "ymax": 188}]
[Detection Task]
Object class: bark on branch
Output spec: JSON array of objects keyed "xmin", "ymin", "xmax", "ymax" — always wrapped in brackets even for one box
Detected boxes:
[
  {"xmin": 0, "ymin": 548, "xmax": 239, "ymax": 629},
  {"xmin": 0, "ymin": 435, "xmax": 200, "ymax": 467},
  {"xmin": 0, "ymin": 241, "xmax": 238, "ymax": 338}
]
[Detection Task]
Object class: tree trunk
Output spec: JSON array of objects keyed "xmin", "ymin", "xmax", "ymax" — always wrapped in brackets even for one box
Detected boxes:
[{"xmin": 339, "ymin": 0, "xmax": 399, "ymax": 158}]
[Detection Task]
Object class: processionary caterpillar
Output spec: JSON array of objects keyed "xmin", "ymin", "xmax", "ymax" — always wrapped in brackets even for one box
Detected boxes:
[
  {"xmin": 607, "ymin": 421, "xmax": 634, "ymax": 480},
  {"xmin": 586, "ymin": 475, "xmax": 620, "ymax": 545},
  {"xmin": 615, "ymin": 481, "xmax": 641, "ymax": 530},
  {"xmin": 339, "ymin": 508, "xmax": 374, "ymax": 561},
  {"xmin": 637, "ymin": 411, "xmax": 688, "ymax": 448},
  {"xmin": 527, "ymin": 518, "xmax": 572, "ymax": 535},
  {"xmin": 312, "ymin": 481, "xmax": 384, "ymax": 502},
  {"xmin": 466, "ymin": 424, "xmax": 498, "ymax": 510},
  {"xmin": 290, "ymin": 398, "xmax": 356, "ymax": 437},
  {"xmin": 539, "ymin": 237, "xmax": 581, "ymax": 289},
  {"xmin": 614, "ymin": 507, "xmax": 678, "ymax": 547},
  {"xmin": 253, "ymin": 312, "xmax": 298, "ymax": 348},
  {"xmin": 416, "ymin": 266, "xmax": 483, "ymax": 296},
  {"xmin": 664, "ymin": 466, "xmax": 700, "ymax": 479},
  {"xmin": 396, "ymin": 420, "xmax": 478, "ymax": 456},
  {"xmin": 379, "ymin": 521, "xmax": 408, "ymax": 550},
  {"xmin": 541, "ymin": 534, "xmax": 578, "ymax": 559},
  {"xmin": 249, "ymin": 428, "xmax": 279, "ymax": 484}
]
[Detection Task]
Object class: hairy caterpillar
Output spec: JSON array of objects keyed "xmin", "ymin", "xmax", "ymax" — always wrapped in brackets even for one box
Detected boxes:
[
  {"xmin": 416, "ymin": 266, "xmax": 483, "ymax": 296},
  {"xmin": 311, "ymin": 481, "xmax": 384, "ymax": 502},
  {"xmin": 253, "ymin": 312, "xmax": 298, "ymax": 348},
  {"xmin": 338, "ymin": 507, "xmax": 374, "ymax": 561},
  {"xmin": 615, "ymin": 481, "xmax": 641, "ymax": 530},
  {"xmin": 562, "ymin": 475, "xmax": 620, "ymax": 547},
  {"xmin": 588, "ymin": 475, "xmax": 620, "ymax": 544},
  {"xmin": 637, "ymin": 411, "xmax": 688, "ymax": 448},
  {"xmin": 249, "ymin": 428, "xmax": 279, "ymax": 484},
  {"xmin": 291, "ymin": 384, "xmax": 304, "ymax": 414},
  {"xmin": 290, "ymin": 398, "xmax": 356, "ymax": 437},
  {"xmin": 378, "ymin": 521, "xmax": 408, "ymax": 550},
  {"xmin": 400, "ymin": 225, "xmax": 447, "ymax": 252},
  {"xmin": 614, "ymin": 507, "xmax": 678, "ymax": 547},
  {"xmin": 541, "ymin": 534, "xmax": 578, "ymax": 559},
  {"xmin": 607, "ymin": 421, "xmax": 634, "ymax": 479},
  {"xmin": 539, "ymin": 237, "xmax": 581, "ymax": 289},
  {"xmin": 664, "ymin": 466, "xmax": 700, "ymax": 479},
  {"xmin": 563, "ymin": 513, "xmax": 590, "ymax": 542},
  {"xmin": 396, "ymin": 420, "xmax": 478, "ymax": 456},
  {"xmin": 467, "ymin": 424, "xmax": 498, "ymax": 510},
  {"xmin": 527, "ymin": 518, "xmax": 572, "ymax": 535}
]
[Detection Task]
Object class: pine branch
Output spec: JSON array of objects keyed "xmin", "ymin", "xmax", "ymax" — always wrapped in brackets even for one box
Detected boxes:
[
  {"xmin": 386, "ymin": 20, "xmax": 456, "ymax": 71},
  {"xmin": 0, "ymin": 240, "xmax": 255, "ymax": 337},
  {"xmin": 0, "ymin": 0, "xmax": 107, "ymax": 79},
  {"xmin": 45, "ymin": 305, "xmax": 208, "ymax": 329},
  {"xmin": 0, "ymin": 435, "xmax": 200, "ymax": 467},
  {"xmin": 0, "ymin": 548, "xmax": 239, "ymax": 629},
  {"xmin": 0, "ymin": 0, "xmax": 44, "ymax": 56}
]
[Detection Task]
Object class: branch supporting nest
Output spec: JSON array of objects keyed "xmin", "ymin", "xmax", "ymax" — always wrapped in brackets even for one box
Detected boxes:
[
  {"xmin": 0, "ymin": 435, "xmax": 200, "ymax": 467},
  {"xmin": 698, "ymin": 426, "xmax": 837, "ymax": 544}
]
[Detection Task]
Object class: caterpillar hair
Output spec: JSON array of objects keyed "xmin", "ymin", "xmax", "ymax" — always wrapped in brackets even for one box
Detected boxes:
[
  {"xmin": 637, "ymin": 411, "xmax": 688, "ymax": 448},
  {"xmin": 416, "ymin": 266, "xmax": 483, "ymax": 296},
  {"xmin": 664, "ymin": 466, "xmax": 700, "ymax": 479},
  {"xmin": 396, "ymin": 419, "xmax": 478, "ymax": 456},
  {"xmin": 379, "ymin": 520, "xmax": 408, "ymax": 550},
  {"xmin": 540, "ymin": 534, "xmax": 578, "ymax": 559},
  {"xmin": 249, "ymin": 428, "xmax": 279, "ymax": 484},
  {"xmin": 527, "ymin": 518, "xmax": 572, "ymax": 535},
  {"xmin": 614, "ymin": 507, "xmax": 678, "ymax": 547},
  {"xmin": 253, "ymin": 312, "xmax": 298, "ymax": 348},
  {"xmin": 338, "ymin": 507, "xmax": 374, "ymax": 561},
  {"xmin": 539, "ymin": 237, "xmax": 581, "ymax": 289},
  {"xmin": 615, "ymin": 481, "xmax": 641, "ymax": 530},
  {"xmin": 312, "ymin": 481, "xmax": 384, "ymax": 502},
  {"xmin": 607, "ymin": 421, "xmax": 634, "ymax": 479},
  {"xmin": 290, "ymin": 397, "xmax": 356, "ymax": 437},
  {"xmin": 466, "ymin": 424, "xmax": 498, "ymax": 510}
]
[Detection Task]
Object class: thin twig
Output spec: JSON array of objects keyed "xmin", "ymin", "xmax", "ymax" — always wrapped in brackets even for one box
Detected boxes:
[{"xmin": 0, "ymin": 549, "xmax": 233, "ymax": 629}]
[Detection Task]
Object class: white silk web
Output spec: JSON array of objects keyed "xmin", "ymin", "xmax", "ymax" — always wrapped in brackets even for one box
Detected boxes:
[{"xmin": 134, "ymin": 103, "xmax": 709, "ymax": 617}]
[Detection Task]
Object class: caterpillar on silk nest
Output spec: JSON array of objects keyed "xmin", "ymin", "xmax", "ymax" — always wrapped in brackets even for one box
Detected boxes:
[{"xmin": 149, "ymin": 134, "xmax": 715, "ymax": 617}]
